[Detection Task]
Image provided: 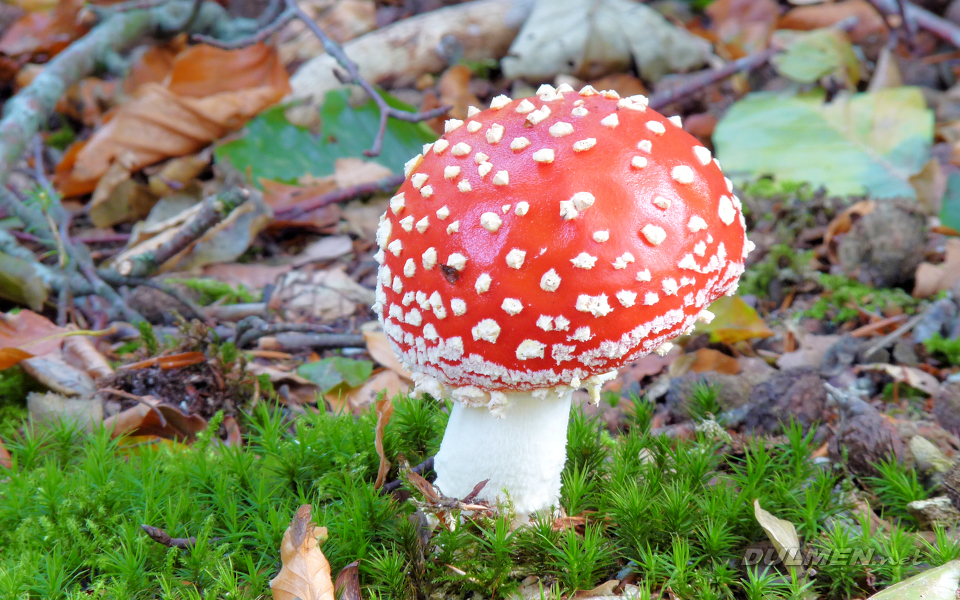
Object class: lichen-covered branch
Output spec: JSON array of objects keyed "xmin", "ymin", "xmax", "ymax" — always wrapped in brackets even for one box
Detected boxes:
[{"xmin": 116, "ymin": 188, "xmax": 248, "ymax": 279}]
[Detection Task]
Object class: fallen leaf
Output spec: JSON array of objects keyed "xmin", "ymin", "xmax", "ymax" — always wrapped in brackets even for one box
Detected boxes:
[
  {"xmin": 771, "ymin": 28, "xmax": 861, "ymax": 88},
  {"xmin": 0, "ymin": 0, "xmax": 87, "ymax": 58},
  {"xmin": 824, "ymin": 200, "xmax": 876, "ymax": 264},
  {"xmin": 938, "ymin": 172, "xmax": 960, "ymax": 234},
  {"xmin": 88, "ymin": 151, "xmax": 157, "ymax": 227},
  {"xmin": 857, "ymin": 364, "xmax": 941, "ymax": 396},
  {"xmin": 0, "ymin": 310, "xmax": 67, "ymax": 370},
  {"xmin": 338, "ymin": 370, "xmax": 410, "ymax": 414},
  {"xmin": 224, "ymin": 415, "xmax": 242, "ymax": 446},
  {"xmin": 435, "ymin": 64, "xmax": 482, "ymax": 123},
  {"xmin": 706, "ymin": 0, "xmax": 779, "ymax": 56},
  {"xmin": 299, "ymin": 356, "xmax": 373, "ymax": 394},
  {"xmin": 913, "ymin": 238, "xmax": 960, "ymax": 298},
  {"xmin": 501, "ymin": 0, "xmax": 710, "ymax": 82},
  {"xmin": 694, "ymin": 296, "xmax": 774, "ymax": 344},
  {"xmin": 715, "ymin": 88, "xmax": 933, "ymax": 200},
  {"xmin": 269, "ymin": 505, "xmax": 335, "ymax": 600},
  {"xmin": 334, "ymin": 561, "xmax": 361, "ymax": 600},
  {"xmin": 277, "ymin": 0, "xmax": 376, "ymax": 64},
  {"xmin": 909, "ymin": 158, "xmax": 947, "ymax": 216},
  {"xmin": 271, "ymin": 267, "xmax": 376, "ymax": 322},
  {"xmin": 122, "ymin": 43, "xmax": 179, "ymax": 95},
  {"xmin": 867, "ymin": 560, "xmax": 960, "ymax": 599},
  {"xmin": 20, "ymin": 354, "xmax": 96, "ymax": 396},
  {"xmin": 0, "ymin": 251, "xmax": 49, "ymax": 310},
  {"xmin": 26, "ymin": 390, "xmax": 102, "ymax": 431},
  {"xmin": 55, "ymin": 43, "xmax": 290, "ymax": 196},
  {"xmin": 0, "ymin": 437, "xmax": 11, "ymax": 470},
  {"xmin": 374, "ymin": 393, "xmax": 395, "ymax": 489},
  {"xmin": 779, "ymin": 0, "xmax": 887, "ymax": 44},
  {"xmin": 216, "ymin": 89, "xmax": 436, "ymax": 184},
  {"xmin": 686, "ymin": 348, "xmax": 741, "ymax": 375},
  {"xmin": 146, "ymin": 150, "xmax": 212, "ymax": 197},
  {"xmin": 754, "ymin": 499, "xmax": 802, "ymax": 567},
  {"xmin": 288, "ymin": 235, "xmax": 354, "ymax": 268},
  {"xmin": 361, "ymin": 321, "xmax": 412, "ymax": 380},
  {"xmin": 101, "ymin": 395, "xmax": 207, "ymax": 442}
]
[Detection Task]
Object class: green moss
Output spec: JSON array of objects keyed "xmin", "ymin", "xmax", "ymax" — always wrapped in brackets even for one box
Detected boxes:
[
  {"xmin": 166, "ymin": 279, "xmax": 258, "ymax": 306},
  {"xmin": 739, "ymin": 243, "xmax": 816, "ymax": 298},
  {"xmin": 924, "ymin": 333, "xmax": 960, "ymax": 365},
  {"xmin": 740, "ymin": 178, "xmax": 815, "ymax": 202},
  {"xmin": 0, "ymin": 399, "xmax": 932, "ymax": 599},
  {"xmin": 804, "ymin": 274, "xmax": 920, "ymax": 324}
]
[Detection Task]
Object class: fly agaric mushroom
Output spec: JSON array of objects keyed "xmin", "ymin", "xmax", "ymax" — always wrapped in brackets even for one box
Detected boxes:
[{"xmin": 373, "ymin": 83, "xmax": 752, "ymax": 517}]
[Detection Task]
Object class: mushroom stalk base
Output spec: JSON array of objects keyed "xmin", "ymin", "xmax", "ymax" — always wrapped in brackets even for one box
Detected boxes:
[{"xmin": 432, "ymin": 388, "xmax": 574, "ymax": 518}]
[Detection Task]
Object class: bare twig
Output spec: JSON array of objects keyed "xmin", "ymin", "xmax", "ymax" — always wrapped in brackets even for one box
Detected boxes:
[
  {"xmin": 98, "ymin": 273, "xmax": 208, "ymax": 322},
  {"xmin": 872, "ymin": 0, "xmax": 960, "ymax": 48},
  {"xmin": 381, "ymin": 457, "xmax": 435, "ymax": 495},
  {"xmin": 649, "ymin": 48, "xmax": 778, "ymax": 111},
  {"xmin": 141, "ymin": 524, "xmax": 221, "ymax": 549},
  {"xmin": 275, "ymin": 173, "xmax": 405, "ymax": 220},
  {"xmin": 191, "ymin": 7, "xmax": 295, "ymax": 49},
  {"xmin": 234, "ymin": 315, "xmax": 336, "ymax": 348}
]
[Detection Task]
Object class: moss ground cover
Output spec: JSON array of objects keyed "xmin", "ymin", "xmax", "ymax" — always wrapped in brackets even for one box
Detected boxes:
[{"xmin": 0, "ymin": 394, "xmax": 954, "ymax": 599}]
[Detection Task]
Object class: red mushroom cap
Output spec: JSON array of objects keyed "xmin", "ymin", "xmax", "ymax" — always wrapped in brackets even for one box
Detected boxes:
[{"xmin": 374, "ymin": 84, "xmax": 750, "ymax": 397}]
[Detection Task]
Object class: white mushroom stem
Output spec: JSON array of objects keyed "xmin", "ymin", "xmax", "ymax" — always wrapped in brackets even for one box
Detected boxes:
[{"xmin": 432, "ymin": 388, "xmax": 574, "ymax": 518}]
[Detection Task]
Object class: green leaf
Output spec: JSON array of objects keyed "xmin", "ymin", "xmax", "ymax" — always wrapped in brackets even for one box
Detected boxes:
[
  {"xmin": 297, "ymin": 357, "xmax": 374, "ymax": 393},
  {"xmin": 214, "ymin": 89, "xmax": 438, "ymax": 184},
  {"xmin": 770, "ymin": 29, "xmax": 860, "ymax": 86},
  {"xmin": 714, "ymin": 88, "xmax": 934, "ymax": 199},
  {"xmin": 940, "ymin": 172, "xmax": 960, "ymax": 232}
]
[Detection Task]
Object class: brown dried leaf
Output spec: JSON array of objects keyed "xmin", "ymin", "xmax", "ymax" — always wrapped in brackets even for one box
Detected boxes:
[
  {"xmin": 0, "ymin": 310, "xmax": 66, "ymax": 370},
  {"xmin": 706, "ymin": 0, "xmax": 779, "ymax": 56},
  {"xmin": 0, "ymin": 0, "xmax": 87, "ymax": 58},
  {"xmin": 333, "ymin": 370, "xmax": 409, "ymax": 415},
  {"xmin": 687, "ymin": 348, "xmax": 741, "ymax": 375},
  {"xmin": 271, "ymin": 267, "xmax": 376, "ymax": 322},
  {"xmin": 857, "ymin": 364, "xmax": 941, "ymax": 397},
  {"xmin": 270, "ymin": 505, "xmax": 335, "ymax": 600},
  {"xmin": 55, "ymin": 43, "xmax": 290, "ymax": 197},
  {"xmin": 824, "ymin": 200, "xmax": 875, "ymax": 264},
  {"xmin": 914, "ymin": 238, "xmax": 960, "ymax": 298},
  {"xmin": 334, "ymin": 561, "xmax": 361, "ymax": 600},
  {"xmin": 779, "ymin": 0, "xmax": 887, "ymax": 44},
  {"xmin": 361, "ymin": 323, "xmax": 412, "ymax": 380},
  {"xmin": 0, "ymin": 437, "xmax": 11, "ymax": 470},
  {"xmin": 438, "ymin": 65, "xmax": 481, "ymax": 121},
  {"xmin": 374, "ymin": 393, "xmax": 394, "ymax": 489}
]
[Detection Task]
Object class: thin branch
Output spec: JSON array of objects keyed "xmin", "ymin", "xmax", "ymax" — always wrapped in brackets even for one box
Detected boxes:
[
  {"xmin": 649, "ymin": 49, "xmax": 777, "ymax": 111},
  {"xmin": 98, "ymin": 273, "xmax": 208, "ymax": 322},
  {"xmin": 116, "ymin": 187, "xmax": 248, "ymax": 278},
  {"xmin": 381, "ymin": 457, "xmax": 435, "ymax": 495},
  {"xmin": 872, "ymin": 0, "xmax": 960, "ymax": 47},
  {"xmin": 234, "ymin": 315, "xmax": 335, "ymax": 348},
  {"xmin": 275, "ymin": 173, "xmax": 405, "ymax": 220},
  {"xmin": 191, "ymin": 7, "xmax": 295, "ymax": 49}
]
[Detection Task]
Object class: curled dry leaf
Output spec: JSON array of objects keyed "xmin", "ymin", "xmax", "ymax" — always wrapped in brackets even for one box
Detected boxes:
[
  {"xmin": 374, "ymin": 393, "xmax": 395, "ymax": 489},
  {"xmin": 270, "ymin": 505, "xmax": 335, "ymax": 600},
  {"xmin": 0, "ymin": 437, "xmax": 11, "ymax": 470},
  {"xmin": 824, "ymin": 200, "xmax": 875, "ymax": 264},
  {"xmin": 55, "ymin": 43, "xmax": 290, "ymax": 197},
  {"xmin": 63, "ymin": 335, "xmax": 113, "ymax": 379},
  {"xmin": 754, "ymin": 499, "xmax": 803, "ymax": 567},
  {"xmin": 914, "ymin": 238, "xmax": 960, "ymax": 298},
  {"xmin": 21, "ymin": 354, "xmax": 96, "ymax": 396},
  {"xmin": 334, "ymin": 561, "xmax": 361, "ymax": 600},
  {"xmin": 101, "ymin": 394, "xmax": 207, "ymax": 442},
  {"xmin": 857, "ymin": 364, "xmax": 941, "ymax": 397},
  {"xmin": 0, "ymin": 310, "xmax": 67, "ymax": 370}
]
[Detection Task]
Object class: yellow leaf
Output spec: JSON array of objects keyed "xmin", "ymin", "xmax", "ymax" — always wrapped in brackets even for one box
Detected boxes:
[
  {"xmin": 270, "ymin": 505, "xmax": 334, "ymax": 600},
  {"xmin": 695, "ymin": 296, "xmax": 774, "ymax": 344}
]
